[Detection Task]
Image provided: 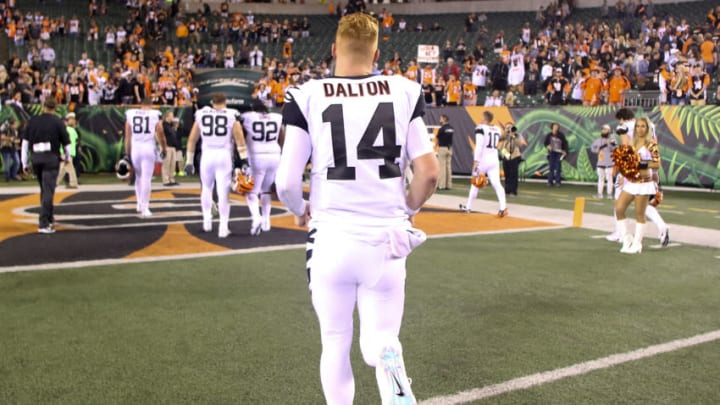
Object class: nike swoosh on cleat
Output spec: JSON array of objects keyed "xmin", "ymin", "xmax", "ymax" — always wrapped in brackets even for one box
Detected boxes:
[{"xmin": 391, "ymin": 373, "xmax": 405, "ymax": 396}]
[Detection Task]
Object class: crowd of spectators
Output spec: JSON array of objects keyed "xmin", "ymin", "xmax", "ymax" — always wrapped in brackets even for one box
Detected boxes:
[{"xmin": 1, "ymin": 0, "xmax": 719, "ymax": 110}]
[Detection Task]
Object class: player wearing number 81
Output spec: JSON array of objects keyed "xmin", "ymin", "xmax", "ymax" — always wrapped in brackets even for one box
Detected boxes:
[
  {"xmin": 185, "ymin": 93, "xmax": 247, "ymax": 238},
  {"xmin": 241, "ymin": 98, "xmax": 284, "ymax": 235},
  {"xmin": 276, "ymin": 12, "xmax": 439, "ymax": 405},
  {"xmin": 124, "ymin": 98, "xmax": 167, "ymax": 218},
  {"xmin": 459, "ymin": 110, "xmax": 508, "ymax": 217}
]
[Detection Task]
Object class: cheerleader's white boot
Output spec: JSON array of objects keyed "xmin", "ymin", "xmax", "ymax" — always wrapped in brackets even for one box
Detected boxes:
[
  {"xmin": 619, "ymin": 220, "xmax": 633, "ymax": 253},
  {"xmin": 624, "ymin": 222, "xmax": 644, "ymax": 254}
]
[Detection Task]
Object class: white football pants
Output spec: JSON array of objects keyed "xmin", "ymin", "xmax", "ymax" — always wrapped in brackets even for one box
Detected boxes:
[
  {"xmin": 200, "ymin": 149, "xmax": 232, "ymax": 229},
  {"xmin": 308, "ymin": 225, "xmax": 408, "ymax": 405},
  {"xmin": 131, "ymin": 143, "xmax": 157, "ymax": 213}
]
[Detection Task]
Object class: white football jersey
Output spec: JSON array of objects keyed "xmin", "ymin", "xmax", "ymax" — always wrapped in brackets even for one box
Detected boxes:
[
  {"xmin": 194, "ymin": 106, "xmax": 238, "ymax": 150},
  {"xmin": 473, "ymin": 124, "xmax": 503, "ymax": 164},
  {"xmin": 283, "ymin": 75, "xmax": 433, "ymax": 227},
  {"xmin": 126, "ymin": 108, "xmax": 161, "ymax": 144},
  {"xmin": 241, "ymin": 111, "xmax": 282, "ymax": 155}
]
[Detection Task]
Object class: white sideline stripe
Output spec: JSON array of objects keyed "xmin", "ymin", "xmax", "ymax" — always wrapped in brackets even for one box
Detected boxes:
[
  {"xmin": 420, "ymin": 329, "xmax": 720, "ymax": 405},
  {"xmin": 0, "ymin": 244, "xmax": 305, "ymax": 274}
]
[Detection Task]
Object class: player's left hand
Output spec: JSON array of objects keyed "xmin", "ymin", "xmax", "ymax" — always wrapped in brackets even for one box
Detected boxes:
[
  {"xmin": 294, "ymin": 203, "xmax": 311, "ymax": 228},
  {"xmin": 160, "ymin": 149, "xmax": 167, "ymax": 159}
]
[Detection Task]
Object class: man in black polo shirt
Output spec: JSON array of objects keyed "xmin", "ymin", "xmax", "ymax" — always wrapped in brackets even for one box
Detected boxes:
[
  {"xmin": 435, "ymin": 114, "xmax": 455, "ymax": 190},
  {"xmin": 20, "ymin": 98, "xmax": 70, "ymax": 234}
]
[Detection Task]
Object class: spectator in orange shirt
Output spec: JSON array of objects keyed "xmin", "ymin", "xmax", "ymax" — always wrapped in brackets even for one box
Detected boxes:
[
  {"xmin": 176, "ymin": 21, "xmax": 189, "ymax": 47},
  {"xmin": 282, "ymin": 37, "xmax": 293, "ymax": 61},
  {"xmin": 581, "ymin": 67, "xmax": 604, "ymax": 105},
  {"xmin": 607, "ymin": 66, "xmax": 631, "ymax": 106},
  {"xmin": 404, "ymin": 59, "xmax": 419, "ymax": 82},
  {"xmin": 699, "ymin": 33, "xmax": 716, "ymax": 75},
  {"xmin": 462, "ymin": 77, "xmax": 477, "ymax": 106},
  {"xmin": 445, "ymin": 74, "xmax": 462, "ymax": 106}
]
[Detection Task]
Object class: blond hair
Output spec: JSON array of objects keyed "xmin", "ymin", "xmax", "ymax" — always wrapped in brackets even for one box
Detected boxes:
[{"xmin": 336, "ymin": 13, "xmax": 378, "ymax": 60}]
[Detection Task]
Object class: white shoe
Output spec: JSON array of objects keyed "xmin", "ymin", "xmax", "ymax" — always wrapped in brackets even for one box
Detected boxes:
[
  {"xmin": 623, "ymin": 240, "xmax": 643, "ymax": 254},
  {"xmin": 619, "ymin": 235, "xmax": 633, "ymax": 253},
  {"xmin": 203, "ymin": 218, "xmax": 212, "ymax": 233},
  {"xmin": 596, "ymin": 194, "xmax": 603, "ymax": 199},
  {"xmin": 38, "ymin": 226, "xmax": 56, "ymax": 234},
  {"xmin": 250, "ymin": 219, "xmax": 262, "ymax": 236},
  {"xmin": 378, "ymin": 346, "xmax": 416, "ymax": 405},
  {"xmin": 605, "ymin": 232, "xmax": 621, "ymax": 242},
  {"xmin": 140, "ymin": 209, "xmax": 152, "ymax": 218},
  {"xmin": 136, "ymin": 203, "xmax": 141, "ymax": 213},
  {"xmin": 458, "ymin": 204, "xmax": 470, "ymax": 213},
  {"xmin": 261, "ymin": 218, "xmax": 271, "ymax": 232},
  {"xmin": 218, "ymin": 227, "xmax": 231, "ymax": 238}
]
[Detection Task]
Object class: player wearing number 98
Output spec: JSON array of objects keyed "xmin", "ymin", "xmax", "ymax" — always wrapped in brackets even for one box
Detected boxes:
[
  {"xmin": 241, "ymin": 98, "xmax": 284, "ymax": 236},
  {"xmin": 124, "ymin": 98, "xmax": 167, "ymax": 218},
  {"xmin": 185, "ymin": 93, "xmax": 247, "ymax": 238},
  {"xmin": 459, "ymin": 110, "xmax": 508, "ymax": 217},
  {"xmin": 276, "ymin": 13, "xmax": 438, "ymax": 405}
]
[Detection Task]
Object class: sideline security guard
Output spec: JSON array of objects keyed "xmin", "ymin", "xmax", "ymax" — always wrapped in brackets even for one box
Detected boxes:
[{"xmin": 20, "ymin": 98, "xmax": 70, "ymax": 234}]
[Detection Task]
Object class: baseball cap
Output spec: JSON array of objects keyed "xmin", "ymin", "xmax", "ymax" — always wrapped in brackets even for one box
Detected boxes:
[
  {"xmin": 601, "ymin": 124, "xmax": 611, "ymax": 131},
  {"xmin": 65, "ymin": 112, "xmax": 76, "ymax": 120}
]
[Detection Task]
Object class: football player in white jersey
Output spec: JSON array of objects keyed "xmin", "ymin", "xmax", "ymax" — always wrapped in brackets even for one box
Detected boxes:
[
  {"xmin": 184, "ymin": 93, "xmax": 247, "ymax": 238},
  {"xmin": 605, "ymin": 108, "xmax": 669, "ymax": 246},
  {"xmin": 460, "ymin": 110, "xmax": 508, "ymax": 217},
  {"xmin": 275, "ymin": 13, "xmax": 439, "ymax": 405},
  {"xmin": 241, "ymin": 98, "xmax": 284, "ymax": 235},
  {"xmin": 124, "ymin": 98, "xmax": 166, "ymax": 218}
]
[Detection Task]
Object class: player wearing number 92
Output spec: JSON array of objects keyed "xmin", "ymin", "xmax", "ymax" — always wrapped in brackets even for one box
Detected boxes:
[
  {"xmin": 124, "ymin": 98, "xmax": 167, "ymax": 218},
  {"xmin": 275, "ymin": 12, "xmax": 439, "ymax": 405},
  {"xmin": 185, "ymin": 93, "xmax": 247, "ymax": 238},
  {"xmin": 241, "ymin": 98, "xmax": 284, "ymax": 236}
]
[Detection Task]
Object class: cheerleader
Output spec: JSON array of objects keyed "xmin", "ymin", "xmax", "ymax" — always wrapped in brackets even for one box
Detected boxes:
[{"xmin": 613, "ymin": 117, "xmax": 660, "ymax": 254}]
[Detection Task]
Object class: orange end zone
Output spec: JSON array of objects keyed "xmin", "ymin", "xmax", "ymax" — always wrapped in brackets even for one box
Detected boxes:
[{"xmin": 414, "ymin": 206, "xmax": 558, "ymax": 235}]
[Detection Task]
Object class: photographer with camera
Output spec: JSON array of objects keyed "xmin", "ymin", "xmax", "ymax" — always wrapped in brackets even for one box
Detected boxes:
[
  {"xmin": 591, "ymin": 124, "xmax": 616, "ymax": 199},
  {"xmin": 500, "ymin": 123, "xmax": 526, "ymax": 195}
]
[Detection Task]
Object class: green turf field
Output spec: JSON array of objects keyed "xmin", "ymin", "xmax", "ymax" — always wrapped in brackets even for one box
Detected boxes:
[
  {"xmin": 440, "ymin": 179, "xmax": 720, "ymax": 231},
  {"xmin": 1, "ymin": 228, "xmax": 719, "ymax": 404}
]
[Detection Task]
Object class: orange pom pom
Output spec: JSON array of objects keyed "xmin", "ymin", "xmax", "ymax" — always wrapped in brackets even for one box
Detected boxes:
[{"xmin": 611, "ymin": 144, "xmax": 639, "ymax": 180}]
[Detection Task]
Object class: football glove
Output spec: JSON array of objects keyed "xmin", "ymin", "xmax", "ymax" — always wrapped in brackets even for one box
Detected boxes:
[{"xmin": 184, "ymin": 163, "xmax": 195, "ymax": 176}]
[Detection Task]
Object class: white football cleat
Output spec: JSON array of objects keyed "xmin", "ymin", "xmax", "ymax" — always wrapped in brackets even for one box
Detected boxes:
[
  {"xmin": 140, "ymin": 209, "xmax": 152, "ymax": 218},
  {"xmin": 261, "ymin": 218, "xmax": 271, "ymax": 232},
  {"xmin": 659, "ymin": 227, "xmax": 669, "ymax": 247},
  {"xmin": 250, "ymin": 219, "xmax": 262, "ymax": 236},
  {"xmin": 218, "ymin": 226, "xmax": 231, "ymax": 238},
  {"xmin": 203, "ymin": 218, "xmax": 212, "ymax": 233},
  {"xmin": 378, "ymin": 346, "xmax": 416, "ymax": 405}
]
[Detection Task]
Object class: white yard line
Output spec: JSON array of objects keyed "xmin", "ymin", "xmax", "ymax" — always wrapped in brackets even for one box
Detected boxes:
[
  {"xmin": 0, "ymin": 243, "xmax": 306, "ymax": 274},
  {"xmin": 420, "ymin": 329, "xmax": 720, "ymax": 405}
]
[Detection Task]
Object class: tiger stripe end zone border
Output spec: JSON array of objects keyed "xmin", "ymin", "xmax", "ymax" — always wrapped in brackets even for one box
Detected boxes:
[
  {"xmin": 420, "ymin": 329, "xmax": 720, "ymax": 405},
  {"xmin": 0, "ymin": 189, "xmax": 560, "ymax": 272}
]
